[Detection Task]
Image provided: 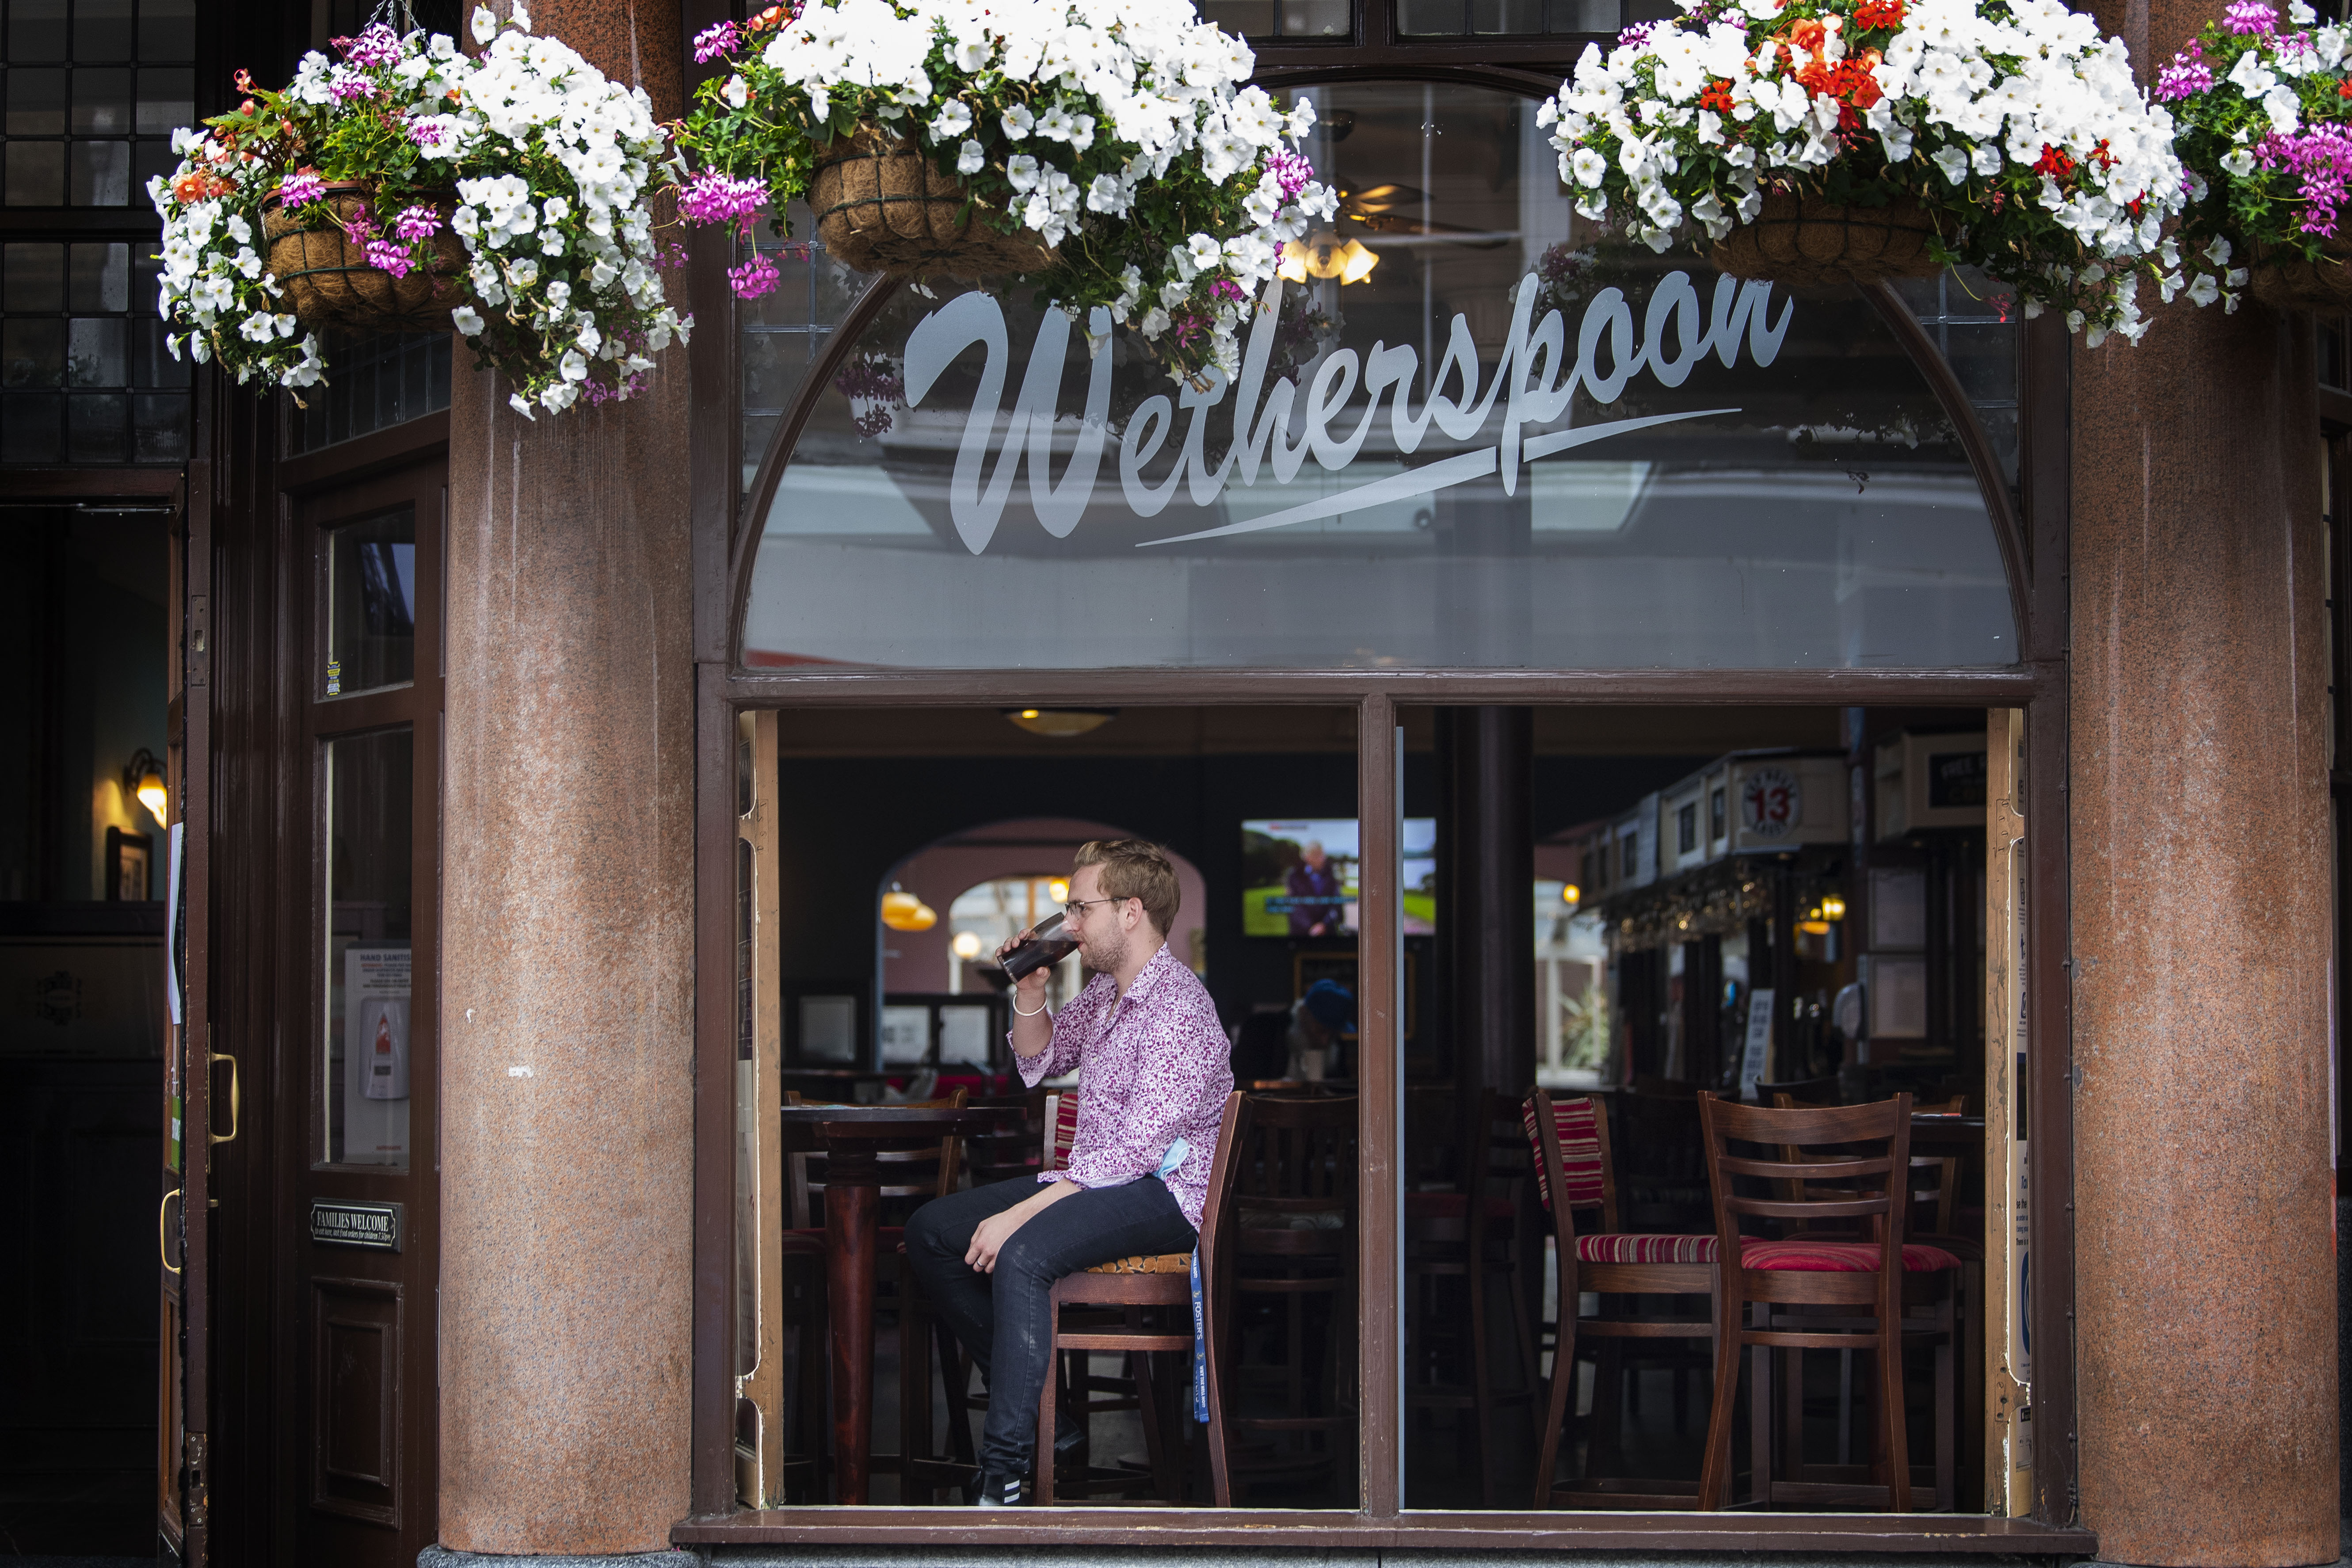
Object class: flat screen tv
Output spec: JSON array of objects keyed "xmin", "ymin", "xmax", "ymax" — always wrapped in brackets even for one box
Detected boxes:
[{"xmin": 1243, "ymin": 818, "xmax": 1437, "ymax": 937}]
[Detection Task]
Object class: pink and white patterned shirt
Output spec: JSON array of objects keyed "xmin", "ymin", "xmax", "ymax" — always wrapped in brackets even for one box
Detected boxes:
[{"xmin": 1016, "ymin": 942, "xmax": 1233, "ymax": 1228}]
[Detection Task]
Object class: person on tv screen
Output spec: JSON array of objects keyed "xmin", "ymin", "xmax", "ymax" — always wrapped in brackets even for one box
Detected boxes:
[
  {"xmin": 1284, "ymin": 839, "xmax": 1346, "ymax": 936},
  {"xmin": 904, "ymin": 839, "xmax": 1232, "ymax": 1508}
]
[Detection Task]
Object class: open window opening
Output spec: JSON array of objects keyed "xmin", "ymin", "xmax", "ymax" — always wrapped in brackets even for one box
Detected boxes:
[
  {"xmin": 734, "ymin": 704, "xmax": 1365, "ymax": 1510},
  {"xmin": 1395, "ymin": 703, "xmax": 2025, "ymax": 1516}
]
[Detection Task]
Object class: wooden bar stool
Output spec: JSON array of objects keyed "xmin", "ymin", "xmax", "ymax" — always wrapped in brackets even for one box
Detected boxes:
[
  {"xmin": 1033, "ymin": 1091, "xmax": 1254, "ymax": 1507},
  {"xmin": 1525, "ymin": 1089, "xmax": 1723, "ymax": 1509},
  {"xmin": 1694, "ymin": 1091, "xmax": 1961, "ymax": 1513},
  {"xmin": 782, "ymin": 1091, "xmax": 967, "ymax": 1503},
  {"xmin": 1403, "ymin": 1088, "xmax": 1541, "ymax": 1507},
  {"xmin": 1227, "ymin": 1092, "xmax": 1357, "ymax": 1502}
]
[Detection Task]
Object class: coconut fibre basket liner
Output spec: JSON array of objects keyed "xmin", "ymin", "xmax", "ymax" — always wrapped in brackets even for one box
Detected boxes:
[
  {"xmin": 811, "ymin": 129, "xmax": 1055, "ymax": 278},
  {"xmin": 263, "ymin": 188, "xmax": 468, "ymax": 336},
  {"xmin": 1708, "ymin": 189, "xmax": 1944, "ymax": 289}
]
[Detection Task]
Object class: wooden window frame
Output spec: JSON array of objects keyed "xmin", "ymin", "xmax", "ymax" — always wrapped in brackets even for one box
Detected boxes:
[{"xmin": 677, "ymin": 3, "xmax": 2087, "ymax": 1543}]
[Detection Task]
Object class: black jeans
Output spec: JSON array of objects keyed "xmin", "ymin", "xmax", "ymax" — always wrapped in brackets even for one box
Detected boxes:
[{"xmin": 904, "ymin": 1175, "xmax": 1197, "ymax": 1477}]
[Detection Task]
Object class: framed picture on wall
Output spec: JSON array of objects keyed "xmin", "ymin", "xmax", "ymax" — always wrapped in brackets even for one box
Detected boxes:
[
  {"xmin": 106, "ymin": 826, "xmax": 153, "ymax": 902},
  {"xmin": 785, "ymin": 980, "xmax": 870, "ymax": 1067}
]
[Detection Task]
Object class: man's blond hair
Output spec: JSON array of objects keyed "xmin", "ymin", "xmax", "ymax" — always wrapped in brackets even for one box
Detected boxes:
[{"xmin": 1072, "ymin": 839, "xmax": 1180, "ymax": 935}]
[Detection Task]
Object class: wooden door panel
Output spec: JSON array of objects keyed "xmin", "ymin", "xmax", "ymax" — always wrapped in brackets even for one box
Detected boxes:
[{"xmin": 311, "ymin": 1276, "xmax": 402, "ymax": 1525}]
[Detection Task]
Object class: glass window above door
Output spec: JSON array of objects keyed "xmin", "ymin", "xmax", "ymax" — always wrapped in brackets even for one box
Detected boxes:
[
  {"xmin": 740, "ymin": 83, "xmax": 2018, "ymax": 673},
  {"xmin": 324, "ymin": 507, "xmax": 418, "ymax": 696}
]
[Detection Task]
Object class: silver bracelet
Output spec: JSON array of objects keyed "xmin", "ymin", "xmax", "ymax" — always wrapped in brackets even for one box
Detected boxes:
[{"xmin": 1012, "ymin": 993, "xmax": 1051, "ymax": 1018}]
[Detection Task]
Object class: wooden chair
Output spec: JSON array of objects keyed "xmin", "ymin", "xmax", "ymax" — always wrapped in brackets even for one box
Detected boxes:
[
  {"xmin": 1033, "ymin": 1090, "xmax": 1254, "ymax": 1507},
  {"xmin": 1403, "ymin": 1088, "xmax": 1541, "ymax": 1507},
  {"xmin": 1694, "ymin": 1092, "xmax": 1961, "ymax": 1513},
  {"xmin": 933, "ymin": 1091, "xmax": 1172, "ymax": 1499},
  {"xmin": 1227, "ymin": 1092, "xmax": 1357, "ymax": 1502},
  {"xmin": 783, "ymin": 1091, "xmax": 968, "ymax": 1503},
  {"xmin": 1771, "ymin": 1090, "xmax": 1979, "ymax": 1500},
  {"xmin": 1525, "ymin": 1089, "xmax": 1722, "ymax": 1509}
]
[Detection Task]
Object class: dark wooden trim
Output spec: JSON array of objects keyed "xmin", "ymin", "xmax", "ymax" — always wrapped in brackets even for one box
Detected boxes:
[
  {"xmin": 1356, "ymin": 694, "xmax": 1400, "ymax": 1517},
  {"xmin": 275, "ymin": 409, "xmax": 450, "ymax": 497},
  {"xmin": 2020, "ymin": 313, "xmax": 2071, "ymax": 666},
  {"xmin": 1864, "ymin": 282, "xmax": 2031, "ymax": 653},
  {"xmin": 0, "ymin": 208, "xmax": 165, "ymax": 237},
  {"xmin": 0, "ymin": 468, "xmax": 186, "ymax": 498},
  {"xmin": 2028, "ymin": 675, "xmax": 2076, "ymax": 1522},
  {"xmin": 2319, "ymin": 383, "xmax": 2352, "ymax": 433},
  {"xmin": 305, "ymin": 687, "xmax": 419, "ymax": 738},
  {"xmin": 1254, "ymin": 59, "xmax": 1580, "ymax": 89},
  {"xmin": 722, "ymin": 667, "xmax": 2042, "ymax": 705},
  {"xmin": 685, "ymin": 0, "xmax": 739, "ymax": 672},
  {"xmin": 671, "ymin": 1510, "xmax": 2097, "ymax": 1550},
  {"xmin": 692, "ymin": 662, "xmax": 742, "ymax": 1516}
]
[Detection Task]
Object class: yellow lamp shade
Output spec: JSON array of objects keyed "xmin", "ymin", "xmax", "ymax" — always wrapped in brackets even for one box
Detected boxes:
[
  {"xmin": 1337, "ymin": 238, "xmax": 1379, "ymax": 284},
  {"xmin": 136, "ymin": 766, "xmax": 168, "ymax": 828},
  {"xmin": 1561, "ymin": 883, "xmax": 1581, "ymax": 906},
  {"xmin": 1798, "ymin": 919, "xmax": 1833, "ymax": 937},
  {"xmin": 1048, "ymin": 879, "xmax": 1070, "ymax": 905},
  {"xmin": 951, "ymin": 931, "xmax": 984, "ymax": 960},
  {"xmin": 1820, "ymin": 893, "xmax": 1847, "ymax": 921},
  {"xmin": 881, "ymin": 890, "xmax": 938, "ymax": 932}
]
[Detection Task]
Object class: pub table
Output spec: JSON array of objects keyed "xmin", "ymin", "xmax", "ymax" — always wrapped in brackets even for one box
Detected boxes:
[{"xmin": 776, "ymin": 1103, "xmax": 992, "ymax": 1505}]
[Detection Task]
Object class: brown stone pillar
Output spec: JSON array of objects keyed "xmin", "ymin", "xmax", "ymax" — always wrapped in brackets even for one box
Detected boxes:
[
  {"xmin": 2070, "ymin": 2, "xmax": 2337, "ymax": 1553},
  {"xmin": 436, "ymin": 0, "xmax": 695, "ymax": 1553}
]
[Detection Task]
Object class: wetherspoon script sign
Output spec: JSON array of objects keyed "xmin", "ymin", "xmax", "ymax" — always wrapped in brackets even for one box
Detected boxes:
[{"xmin": 900, "ymin": 270, "xmax": 1794, "ymax": 555}]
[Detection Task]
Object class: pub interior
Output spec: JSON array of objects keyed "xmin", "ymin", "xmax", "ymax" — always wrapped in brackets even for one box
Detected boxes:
[{"xmin": 739, "ymin": 702, "xmax": 1995, "ymax": 1512}]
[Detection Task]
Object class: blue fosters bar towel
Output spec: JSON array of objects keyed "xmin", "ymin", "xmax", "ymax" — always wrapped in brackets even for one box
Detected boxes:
[{"xmin": 1148, "ymin": 1138, "xmax": 1210, "ymax": 1424}]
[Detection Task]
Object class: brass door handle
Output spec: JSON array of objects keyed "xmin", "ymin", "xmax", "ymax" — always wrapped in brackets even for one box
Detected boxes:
[
  {"xmin": 160, "ymin": 1189, "xmax": 182, "ymax": 1275},
  {"xmin": 208, "ymin": 1052, "xmax": 239, "ymax": 1145}
]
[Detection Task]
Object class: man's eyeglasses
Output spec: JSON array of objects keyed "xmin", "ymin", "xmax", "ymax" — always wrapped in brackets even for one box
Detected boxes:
[{"xmin": 1063, "ymin": 897, "xmax": 1123, "ymax": 920}]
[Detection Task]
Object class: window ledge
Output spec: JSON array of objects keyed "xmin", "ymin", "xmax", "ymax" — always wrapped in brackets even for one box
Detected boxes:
[{"xmin": 673, "ymin": 1509, "xmax": 2097, "ymax": 1555}]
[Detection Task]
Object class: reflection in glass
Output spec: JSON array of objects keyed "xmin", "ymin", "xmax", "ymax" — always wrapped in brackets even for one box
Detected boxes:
[
  {"xmin": 744, "ymin": 84, "xmax": 2016, "ymax": 672},
  {"xmin": 328, "ymin": 508, "xmax": 419, "ymax": 694},
  {"xmin": 323, "ymin": 728, "xmax": 414, "ymax": 1167},
  {"xmin": 738, "ymin": 199, "xmax": 866, "ymax": 492}
]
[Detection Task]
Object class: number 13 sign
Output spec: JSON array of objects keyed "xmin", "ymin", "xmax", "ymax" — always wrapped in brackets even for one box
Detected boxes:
[{"xmin": 1742, "ymin": 767, "xmax": 1802, "ymax": 840}]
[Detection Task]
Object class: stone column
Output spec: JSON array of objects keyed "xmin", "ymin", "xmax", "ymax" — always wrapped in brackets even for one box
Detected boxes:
[
  {"xmin": 2069, "ymin": 0, "xmax": 2338, "ymax": 1553},
  {"xmin": 436, "ymin": 0, "xmax": 696, "ymax": 1555}
]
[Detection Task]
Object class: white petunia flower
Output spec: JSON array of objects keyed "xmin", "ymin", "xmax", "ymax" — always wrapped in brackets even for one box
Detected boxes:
[{"xmin": 452, "ymin": 304, "xmax": 485, "ymax": 334}]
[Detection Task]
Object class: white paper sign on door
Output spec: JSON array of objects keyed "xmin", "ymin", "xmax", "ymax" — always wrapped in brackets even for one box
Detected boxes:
[
  {"xmin": 1739, "ymin": 988, "xmax": 1776, "ymax": 1101},
  {"xmin": 343, "ymin": 946, "xmax": 411, "ymax": 1164}
]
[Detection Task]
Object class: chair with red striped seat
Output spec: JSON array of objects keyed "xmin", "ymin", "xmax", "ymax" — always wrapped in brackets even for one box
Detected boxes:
[
  {"xmin": 1525, "ymin": 1088, "xmax": 1725, "ymax": 1509},
  {"xmin": 1694, "ymin": 1091, "xmax": 1961, "ymax": 1513}
]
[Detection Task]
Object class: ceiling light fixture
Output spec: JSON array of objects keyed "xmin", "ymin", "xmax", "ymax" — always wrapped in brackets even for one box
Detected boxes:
[
  {"xmin": 1277, "ymin": 230, "xmax": 1379, "ymax": 285},
  {"xmin": 1003, "ymin": 707, "xmax": 1117, "ymax": 738}
]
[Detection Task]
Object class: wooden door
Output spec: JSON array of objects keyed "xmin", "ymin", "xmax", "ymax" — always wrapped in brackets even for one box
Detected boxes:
[
  {"xmin": 160, "ymin": 473, "xmax": 212, "ymax": 1566},
  {"xmin": 282, "ymin": 457, "xmax": 445, "ymax": 1568}
]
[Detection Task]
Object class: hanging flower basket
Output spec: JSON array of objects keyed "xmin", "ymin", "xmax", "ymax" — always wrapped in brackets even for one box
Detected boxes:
[
  {"xmin": 806, "ymin": 128, "xmax": 1053, "ymax": 277},
  {"xmin": 2246, "ymin": 234, "xmax": 2352, "ymax": 309},
  {"xmin": 1544, "ymin": 0, "xmax": 2204, "ymax": 345},
  {"xmin": 260, "ymin": 182, "xmax": 466, "ymax": 334},
  {"xmin": 153, "ymin": 8, "xmax": 689, "ymax": 416},
  {"xmin": 2159, "ymin": 0, "xmax": 2352, "ymax": 316},
  {"xmin": 673, "ymin": 0, "xmax": 1338, "ymax": 382},
  {"xmin": 1705, "ymin": 189, "xmax": 1942, "ymax": 288}
]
